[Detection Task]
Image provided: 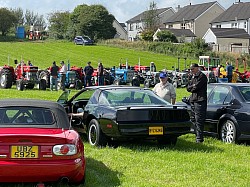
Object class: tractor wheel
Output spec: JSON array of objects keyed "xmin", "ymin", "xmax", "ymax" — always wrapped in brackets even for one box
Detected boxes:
[
  {"xmin": 39, "ymin": 79, "xmax": 47, "ymax": 90},
  {"xmin": 39, "ymin": 70, "xmax": 50, "ymax": 88},
  {"xmin": 25, "ymin": 83, "xmax": 35, "ymax": 89},
  {"xmin": 16, "ymin": 80, "xmax": 24, "ymax": 91},
  {"xmin": 0, "ymin": 69, "xmax": 13, "ymax": 89},
  {"xmin": 131, "ymin": 79, "xmax": 140, "ymax": 87},
  {"xmin": 144, "ymin": 79, "xmax": 150, "ymax": 88},
  {"xmin": 75, "ymin": 80, "xmax": 83, "ymax": 90}
]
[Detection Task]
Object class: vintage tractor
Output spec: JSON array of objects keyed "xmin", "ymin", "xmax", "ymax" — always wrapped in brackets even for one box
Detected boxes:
[
  {"xmin": 0, "ymin": 62, "xmax": 46, "ymax": 91},
  {"xmin": 38, "ymin": 64, "xmax": 83, "ymax": 90}
]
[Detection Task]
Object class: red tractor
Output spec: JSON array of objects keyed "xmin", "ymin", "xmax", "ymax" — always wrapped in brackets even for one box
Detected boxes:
[{"xmin": 0, "ymin": 62, "xmax": 47, "ymax": 91}]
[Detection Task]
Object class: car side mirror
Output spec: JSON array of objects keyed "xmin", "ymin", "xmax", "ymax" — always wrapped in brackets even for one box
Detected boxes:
[
  {"xmin": 230, "ymin": 99, "xmax": 241, "ymax": 109},
  {"xmin": 182, "ymin": 97, "xmax": 190, "ymax": 105}
]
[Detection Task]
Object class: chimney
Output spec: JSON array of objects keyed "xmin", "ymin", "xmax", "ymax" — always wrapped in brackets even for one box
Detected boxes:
[{"xmin": 176, "ymin": 5, "xmax": 181, "ymax": 12}]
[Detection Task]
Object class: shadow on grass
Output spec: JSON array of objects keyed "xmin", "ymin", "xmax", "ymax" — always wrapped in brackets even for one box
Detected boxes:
[{"xmin": 84, "ymin": 157, "xmax": 121, "ymax": 187}]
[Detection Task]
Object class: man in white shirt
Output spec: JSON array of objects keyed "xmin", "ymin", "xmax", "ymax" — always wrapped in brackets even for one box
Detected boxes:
[
  {"xmin": 153, "ymin": 72, "xmax": 176, "ymax": 104},
  {"xmin": 59, "ymin": 61, "xmax": 67, "ymax": 91}
]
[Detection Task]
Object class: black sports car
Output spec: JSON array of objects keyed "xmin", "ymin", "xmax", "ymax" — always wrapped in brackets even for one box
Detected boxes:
[
  {"xmin": 58, "ymin": 86, "xmax": 192, "ymax": 147},
  {"xmin": 182, "ymin": 83, "xmax": 250, "ymax": 143}
]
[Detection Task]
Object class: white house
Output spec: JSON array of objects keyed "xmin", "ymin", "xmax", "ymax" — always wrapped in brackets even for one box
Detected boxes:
[{"xmin": 126, "ymin": 7, "xmax": 175, "ymax": 41}]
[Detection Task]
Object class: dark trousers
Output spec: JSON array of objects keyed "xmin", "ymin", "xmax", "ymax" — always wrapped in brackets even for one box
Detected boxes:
[
  {"xmin": 190, "ymin": 100, "xmax": 207, "ymax": 142},
  {"xmin": 98, "ymin": 76, "xmax": 104, "ymax": 86},
  {"xmin": 227, "ymin": 75, "xmax": 232, "ymax": 83},
  {"xmin": 60, "ymin": 74, "xmax": 66, "ymax": 91},
  {"xmin": 85, "ymin": 75, "xmax": 92, "ymax": 87}
]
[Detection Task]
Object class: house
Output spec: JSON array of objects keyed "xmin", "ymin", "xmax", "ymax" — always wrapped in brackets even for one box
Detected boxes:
[
  {"xmin": 153, "ymin": 28, "xmax": 196, "ymax": 43},
  {"xmin": 164, "ymin": 1, "xmax": 225, "ymax": 38},
  {"xmin": 113, "ymin": 19, "xmax": 128, "ymax": 40},
  {"xmin": 126, "ymin": 7, "xmax": 175, "ymax": 41},
  {"xmin": 203, "ymin": 28, "xmax": 250, "ymax": 53},
  {"xmin": 210, "ymin": 1, "xmax": 250, "ymax": 34}
]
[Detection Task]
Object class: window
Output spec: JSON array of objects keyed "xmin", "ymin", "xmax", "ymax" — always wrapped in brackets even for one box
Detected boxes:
[
  {"xmin": 216, "ymin": 25, "xmax": 221, "ymax": 28},
  {"xmin": 244, "ymin": 22, "xmax": 247, "ymax": 29},
  {"xmin": 208, "ymin": 86, "xmax": 230, "ymax": 105},
  {"xmin": 231, "ymin": 22, "xmax": 237, "ymax": 28},
  {"xmin": 136, "ymin": 23, "xmax": 139, "ymax": 29},
  {"xmin": 129, "ymin": 24, "xmax": 134, "ymax": 31},
  {"xmin": 0, "ymin": 107, "xmax": 55, "ymax": 124},
  {"xmin": 181, "ymin": 23, "xmax": 186, "ymax": 29},
  {"xmin": 169, "ymin": 25, "xmax": 173, "ymax": 28}
]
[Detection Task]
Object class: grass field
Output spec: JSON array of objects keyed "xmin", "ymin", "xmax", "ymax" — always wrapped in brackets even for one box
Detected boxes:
[
  {"xmin": 0, "ymin": 40, "xmax": 195, "ymax": 71},
  {"xmin": 0, "ymin": 41, "xmax": 249, "ymax": 187}
]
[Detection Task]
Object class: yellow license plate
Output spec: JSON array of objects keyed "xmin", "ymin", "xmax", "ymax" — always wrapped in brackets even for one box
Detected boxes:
[
  {"xmin": 149, "ymin": 127, "xmax": 163, "ymax": 135},
  {"xmin": 11, "ymin": 146, "xmax": 38, "ymax": 158}
]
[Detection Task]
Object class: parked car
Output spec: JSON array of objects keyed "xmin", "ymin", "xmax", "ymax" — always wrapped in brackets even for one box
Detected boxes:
[
  {"xmin": 0, "ymin": 99, "xmax": 86, "ymax": 186},
  {"xmin": 182, "ymin": 83, "xmax": 250, "ymax": 143},
  {"xmin": 57, "ymin": 86, "xmax": 192, "ymax": 147},
  {"xmin": 74, "ymin": 35, "xmax": 93, "ymax": 45}
]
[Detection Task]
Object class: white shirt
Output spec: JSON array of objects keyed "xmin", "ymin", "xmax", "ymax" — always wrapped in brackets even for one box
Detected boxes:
[
  {"xmin": 60, "ymin": 64, "xmax": 67, "ymax": 74},
  {"xmin": 153, "ymin": 82, "xmax": 176, "ymax": 103}
]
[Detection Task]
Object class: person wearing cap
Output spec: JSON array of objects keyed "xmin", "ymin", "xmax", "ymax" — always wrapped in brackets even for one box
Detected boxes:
[
  {"xmin": 50, "ymin": 61, "xmax": 59, "ymax": 91},
  {"xmin": 83, "ymin": 61, "xmax": 94, "ymax": 87},
  {"xmin": 153, "ymin": 72, "xmax": 176, "ymax": 105},
  {"xmin": 187, "ymin": 63, "xmax": 207, "ymax": 143},
  {"xmin": 59, "ymin": 61, "xmax": 67, "ymax": 91}
]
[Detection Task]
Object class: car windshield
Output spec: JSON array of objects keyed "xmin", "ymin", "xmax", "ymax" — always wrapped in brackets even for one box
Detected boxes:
[
  {"xmin": 238, "ymin": 86, "xmax": 250, "ymax": 101},
  {"xmin": 0, "ymin": 107, "xmax": 55, "ymax": 125},
  {"xmin": 99, "ymin": 89, "xmax": 171, "ymax": 106}
]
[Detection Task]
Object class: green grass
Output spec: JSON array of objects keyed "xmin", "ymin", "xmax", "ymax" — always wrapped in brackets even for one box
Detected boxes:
[
  {"xmin": 0, "ymin": 41, "xmax": 249, "ymax": 187},
  {"xmin": 0, "ymin": 41, "xmax": 194, "ymax": 71}
]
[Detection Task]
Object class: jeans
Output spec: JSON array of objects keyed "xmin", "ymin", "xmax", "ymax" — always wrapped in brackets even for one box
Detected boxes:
[
  {"xmin": 190, "ymin": 100, "xmax": 207, "ymax": 142},
  {"xmin": 50, "ymin": 76, "xmax": 58, "ymax": 91}
]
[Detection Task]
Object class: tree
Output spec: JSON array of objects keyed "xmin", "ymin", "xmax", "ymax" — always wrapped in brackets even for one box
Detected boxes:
[
  {"xmin": 156, "ymin": 30, "xmax": 178, "ymax": 42},
  {"xmin": 70, "ymin": 4, "xmax": 116, "ymax": 40},
  {"xmin": 11, "ymin": 8, "xmax": 24, "ymax": 27},
  {"xmin": 140, "ymin": 29, "xmax": 154, "ymax": 41},
  {"xmin": 144, "ymin": 1, "xmax": 159, "ymax": 31},
  {"xmin": 0, "ymin": 8, "xmax": 17, "ymax": 36},
  {"xmin": 48, "ymin": 11, "xmax": 70, "ymax": 39},
  {"xmin": 25, "ymin": 10, "xmax": 38, "ymax": 26}
]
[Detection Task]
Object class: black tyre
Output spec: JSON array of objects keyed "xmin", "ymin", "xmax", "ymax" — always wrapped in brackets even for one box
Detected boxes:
[
  {"xmin": 39, "ymin": 79, "xmax": 47, "ymax": 90},
  {"xmin": 16, "ymin": 80, "xmax": 24, "ymax": 91},
  {"xmin": 131, "ymin": 79, "xmax": 140, "ymax": 87},
  {"xmin": 220, "ymin": 120, "xmax": 238, "ymax": 143},
  {"xmin": 39, "ymin": 70, "xmax": 50, "ymax": 88},
  {"xmin": 25, "ymin": 83, "xmax": 35, "ymax": 89},
  {"xmin": 157, "ymin": 136, "xmax": 178, "ymax": 146},
  {"xmin": 88, "ymin": 119, "xmax": 107, "ymax": 147},
  {"xmin": 75, "ymin": 80, "xmax": 82, "ymax": 90},
  {"xmin": 0, "ymin": 69, "xmax": 13, "ymax": 89},
  {"xmin": 144, "ymin": 79, "xmax": 150, "ymax": 88}
]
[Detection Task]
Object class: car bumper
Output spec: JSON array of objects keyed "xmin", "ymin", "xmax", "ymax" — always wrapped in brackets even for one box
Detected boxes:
[
  {"xmin": 104, "ymin": 122, "xmax": 191, "ymax": 138},
  {"xmin": 0, "ymin": 158, "xmax": 86, "ymax": 183}
]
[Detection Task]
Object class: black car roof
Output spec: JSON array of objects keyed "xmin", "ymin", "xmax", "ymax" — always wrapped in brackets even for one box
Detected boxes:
[
  {"xmin": 84, "ymin": 85, "xmax": 152, "ymax": 91},
  {"xmin": 209, "ymin": 83, "xmax": 250, "ymax": 87}
]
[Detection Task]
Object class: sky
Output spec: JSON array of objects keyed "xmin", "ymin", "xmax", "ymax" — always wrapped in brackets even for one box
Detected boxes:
[{"xmin": 0, "ymin": 0, "xmax": 249, "ymax": 23}]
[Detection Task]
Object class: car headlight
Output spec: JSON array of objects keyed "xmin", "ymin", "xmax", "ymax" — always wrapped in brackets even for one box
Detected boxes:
[{"xmin": 53, "ymin": 144, "xmax": 77, "ymax": 155}]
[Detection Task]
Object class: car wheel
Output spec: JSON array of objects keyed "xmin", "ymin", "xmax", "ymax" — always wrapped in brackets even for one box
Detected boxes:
[
  {"xmin": 157, "ymin": 136, "xmax": 177, "ymax": 146},
  {"xmin": 88, "ymin": 119, "xmax": 107, "ymax": 147},
  {"xmin": 220, "ymin": 120, "xmax": 238, "ymax": 143}
]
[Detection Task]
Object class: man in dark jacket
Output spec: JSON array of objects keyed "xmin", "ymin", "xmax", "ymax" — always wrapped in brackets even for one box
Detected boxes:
[
  {"xmin": 83, "ymin": 61, "xmax": 94, "ymax": 87},
  {"xmin": 187, "ymin": 63, "xmax": 208, "ymax": 143}
]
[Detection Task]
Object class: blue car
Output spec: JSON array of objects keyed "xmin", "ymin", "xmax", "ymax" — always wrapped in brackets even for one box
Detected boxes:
[{"xmin": 74, "ymin": 36, "xmax": 93, "ymax": 45}]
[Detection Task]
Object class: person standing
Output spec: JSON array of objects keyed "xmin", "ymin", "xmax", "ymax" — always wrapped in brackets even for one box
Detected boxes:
[
  {"xmin": 153, "ymin": 72, "xmax": 176, "ymax": 104},
  {"xmin": 83, "ymin": 61, "xmax": 94, "ymax": 87},
  {"xmin": 215, "ymin": 65, "xmax": 221, "ymax": 82},
  {"xmin": 50, "ymin": 61, "xmax": 59, "ymax": 91},
  {"xmin": 97, "ymin": 62, "xmax": 104, "ymax": 86},
  {"xmin": 225, "ymin": 61, "xmax": 234, "ymax": 83},
  {"xmin": 187, "ymin": 63, "xmax": 208, "ymax": 143},
  {"xmin": 59, "ymin": 61, "xmax": 67, "ymax": 91}
]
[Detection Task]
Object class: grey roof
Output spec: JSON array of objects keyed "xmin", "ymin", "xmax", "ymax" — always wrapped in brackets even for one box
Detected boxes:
[
  {"xmin": 119, "ymin": 23, "xmax": 126, "ymax": 28},
  {"xmin": 127, "ymin": 8, "xmax": 172, "ymax": 23},
  {"xmin": 165, "ymin": 1, "xmax": 217, "ymax": 24},
  {"xmin": 158, "ymin": 28, "xmax": 196, "ymax": 37},
  {"xmin": 211, "ymin": 2, "xmax": 250, "ymax": 23},
  {"xmin": 210, "ymin": 28, "xmax": 250, "ymax": 39}
]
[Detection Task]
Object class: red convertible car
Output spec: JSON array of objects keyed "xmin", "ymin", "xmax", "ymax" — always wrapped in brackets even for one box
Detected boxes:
[{"xmin": 0, "ymin": 99, "xmax": 86, "ymax": 186}]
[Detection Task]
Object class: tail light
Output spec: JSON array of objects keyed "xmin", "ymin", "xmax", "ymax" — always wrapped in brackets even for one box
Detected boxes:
[{"xmin": 53, "ymin": 144, "xmax": 77, "ymax": 156}]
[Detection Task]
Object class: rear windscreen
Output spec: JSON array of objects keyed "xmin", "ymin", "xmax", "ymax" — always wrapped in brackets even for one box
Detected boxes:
[{"xmin": 0, "ymin": 107, "xmax": 55, "ymax": 125}]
